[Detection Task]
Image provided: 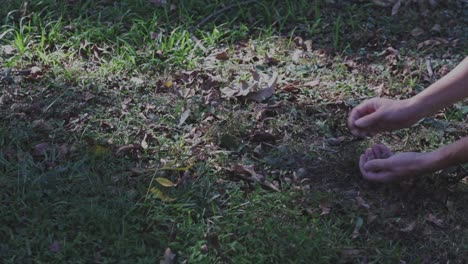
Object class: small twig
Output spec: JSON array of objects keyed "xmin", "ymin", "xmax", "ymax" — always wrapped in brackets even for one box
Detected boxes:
[{"xmin": 232, "ymin": 173, "xmax": 280, "ymax": 192}]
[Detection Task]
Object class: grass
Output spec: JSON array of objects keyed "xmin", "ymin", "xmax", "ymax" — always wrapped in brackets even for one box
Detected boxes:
[{"xmin": 1, "ymin": 0, "xmax": 468, "ymax": 263}]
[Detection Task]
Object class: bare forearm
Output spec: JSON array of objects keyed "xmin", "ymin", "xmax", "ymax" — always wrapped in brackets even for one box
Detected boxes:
[
  {"xmin": 410, "ymin": 56, "xmax": 468, "ymax": 118},
  {"xmin": 425, "ymin": 137, "xmax": 468, "ymax": 172}
]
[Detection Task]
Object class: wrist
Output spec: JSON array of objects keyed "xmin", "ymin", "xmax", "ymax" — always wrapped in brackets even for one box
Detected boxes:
[
  {"xmin": 405, "ymin": 96, "xmax": 431, "ymax": 120},
  {"xmin": 421, "ymin": 150, "xmax": 446, "ymax": 172}
]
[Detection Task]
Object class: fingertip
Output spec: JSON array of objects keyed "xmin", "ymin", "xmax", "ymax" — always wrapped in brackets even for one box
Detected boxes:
[
  {"xmin": 372, "ymin": 144, "xmax": 383, "ymax": 158},
  {"xmin": 359, "ymin": 154, "xmax": 367, "ymax": 176},
  {"xmin": 365, "ymin": 148, "xmax": 374, "ymax": 160}
]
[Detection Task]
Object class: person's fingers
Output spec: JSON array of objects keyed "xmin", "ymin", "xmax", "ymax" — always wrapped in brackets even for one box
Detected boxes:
[
  {"xmin": 364, "ymin": 158, "xmax": 391, "ymax": 172},
  {"xmin": 377, "ymin": 143, "xmax": 393, "ymax": 158},
  {"xmin": 363, "ymin": 171, "xmax": 394, "ymax": 183},
  {"xmin": 359, "ymin": 154, "xmax": 366, "ymax": 176},
  {"xmin": 355, "ymin": 111, "xmax": 383, "ymax": 130},
  {"xmin": 365, "ymin": 148, "xmax": 375, "ymax": 161},
  {"xmin": 372, "ymin": 144, "xmax": 383, "ymax": 159},
  {"xmin": 348, "ymin": 100, "xmax": 378, "ymax": 136}
]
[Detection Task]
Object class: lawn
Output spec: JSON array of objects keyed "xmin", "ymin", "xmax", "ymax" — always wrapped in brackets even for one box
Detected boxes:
[{"xmin": 1, "ymin": 0, "xmax": 467, "ymax": 263}]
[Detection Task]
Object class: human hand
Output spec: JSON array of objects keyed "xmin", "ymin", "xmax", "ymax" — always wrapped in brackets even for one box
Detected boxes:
[
  {"xmin": 348, "ymin": 98, "xmax": 420, "ymax": 137},
  {"xmin": 359, "ymin": 144, "xmax": 431, "ymax": 183}
]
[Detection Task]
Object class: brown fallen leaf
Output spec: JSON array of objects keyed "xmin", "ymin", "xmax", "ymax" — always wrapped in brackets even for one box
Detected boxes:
[
  {"xmin": 265, "ymin": 55, "xmax": 280, "ymax": 66},
  {"xmin": 221, "ymin": 71, "xmax": 278, "ymax": 102},
  {"xmin": 303, "ymin": 79, "xmax": 320, "ymax": 87},
  {"xmin": 410, "ymin": 27, "xmax": 425, "ymax": 37},
  {"xmin": 246, "ymin": 71, "xmax": 278, "ymax": 102},
  {"xmin": 319, "ymin": 200, "xmax": 331, "ymax": 215},
  {"xmin": 426, "ymin": 213, "xmax": 445, "ymax": 228},
  {"xmin": 282, "ymin": 82, "xmax": 300, "ymax": 93},
  {"xmin": 115, "ymin": 144, "xmax": 143, "ymax": 156},
  {"xmin": 215, "ymin": 51, "xmax": 229, "ymax": 61},
  {"xmin": 417, "ymin": 39, "xmax": 441, "ymax": 49},
  {"xmin": 400, "ymin": 221, "xmax": 416, "ymax": 232},
  {"xmin": 231, "ymin": 164, "xmax": 257, "ymax": 178},
  {"xmin": 230, "ymin": 164, "xmax": 280, "ymax": 192}
]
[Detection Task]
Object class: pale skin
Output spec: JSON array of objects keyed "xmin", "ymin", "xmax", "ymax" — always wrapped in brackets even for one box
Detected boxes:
[{"xmin": 348, "ymin": 56, "xmax": 468, "ymax": 183}]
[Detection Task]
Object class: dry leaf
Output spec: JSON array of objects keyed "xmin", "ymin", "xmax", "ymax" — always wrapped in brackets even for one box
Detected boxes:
[
  {"xmin": 303, "ymin": 79, "xmax": 320, "ymax": 87},
  {"xmin": 115, "ymin": 144, "xmax": 143, "ymax": 156},
  {"xmin": 426, "ymin": 59, "xmax": 433, "ymax": 77},
  {"xmin": 417, "ymin": 39, "xmax": 442, "ymax": 49},
  {"xmin": 246, "ymin": 71, "xmax": 278, "ymax": 102},
  {"xmin": 282, "ymin": 82, "xmax": 300, "ymax": 93},
  {"xmin": 356, "ymin": 196, "xmax": 370, "ymax": 209},
  {"xmin": 265, "ymin": 55, "xmax": 280, "ymax": 65},
  {"xmin": 400, "ymin": 221, "xmax": 416, "ymax": 232},
  {"xmin": 292, "ymin": 49, "xmax": 303, "ymax": 63},
  {"xmin": 0, "ymin": 45, "xmax": 15, "ymax": 55},
  {"xmin": 231, "ymin": 164, "xmax": 257, "ymax": 177},
  {"xmin": 410, "ymin": 27, "xmax": 425, "ymax": 37},
  {"xmin": 430, "ymin": 24, "xmax": 441, "ymax": 33},
  {"xmin": 230, "ymin": 164, "xmax": 279, "ymax": 191},
  {"xmin": 130, "ymin": 77, "xmax": 144, "ymax": 86},
  {"xmin": 178, "ymin": 110, "xmax": 191, "ymax": 126},
  {"xmin": 426, "ymin": 213, "xmax": 445, "ymax": 228},
  {"xmin": 222, "ymin": 71, "xmax": 278, "ymax": 102},
  {"xmin": 352, "ymin": 217, "xmax": 364, "ymax": 239},
  {"xmin": 371, "ymin": 83, "xmax": 384, "ymax": 95},
  {"xmin": 319, "ymin": 200, "xmax": 331, "ymax": 215},
  {"xmin": 385, "ymin": 47, "xmax": 399, "ymax": 56},
  {"xmin": 160, "ymin": 247, "xmax": 176, "ymax": 264},
  {"xmin": 391, "ymin": 0, "xmax": 401, "ymax": 16},
  {"xmin": 30, "ymin": 66, "xmax": 42, "ymax": 75},
  {"xmin": 141, "ymin": 134, "xmax": 149, "ymax": 149},
  {"xmin": 293, "ymin": 36, "xmax": 304, "ymax": 47},
  {"xmin": 215, "ymin": 51, "xmax": 229, "ymax": 61},
  {"xmin": 304, "ymin": 40, "xmax": 313, "ymax": 52}
]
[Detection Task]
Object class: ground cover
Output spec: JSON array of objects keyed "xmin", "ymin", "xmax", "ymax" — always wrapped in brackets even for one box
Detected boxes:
[{"xmin": 1, "ymin": 0, "xmax": 467, "ymax": 263}]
